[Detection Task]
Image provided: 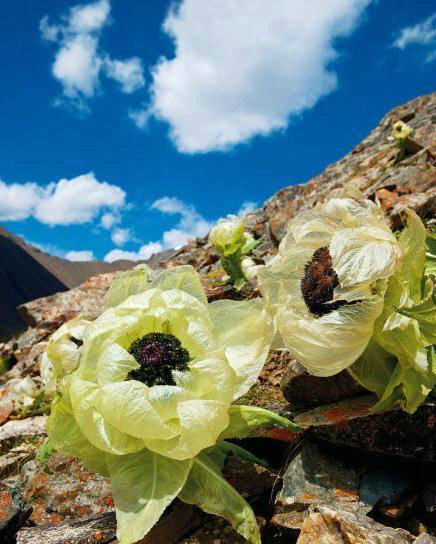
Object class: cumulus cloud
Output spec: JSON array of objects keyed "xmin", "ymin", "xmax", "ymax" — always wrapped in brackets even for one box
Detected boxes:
[
  {"xmin": 111, "ymin": 227, "xmax": 131, "ymax": 246},
  {"xmin": 41, "ymin": 0, "xmax": 145, "ymax": 108},
  {"xmin": 238, "ymin": 201, "xmax": 258, "ymax": 216},
  {"xmin": 151, "ymin": 196, "xmax": 213, "ymax": 248},
  {"xmin": 104, "ymin": 196, "xmax": 213, "ymax": 262},
  {"xmin": 104, "ymin": 57, "xmax": 145, "ymax": 93},
  {"xmin": 65, "ymin": 249, "xmax": 96, "ymax": 261},
  {"xmin": 0, "ymin": 172, "xmax": 125, "ymax": 226},
  {"xmin": 0, "ymin": 181, "xmax": 44, "ymax": 221},
  {"xmin": 393, "ymin": 14, "xmax": 436, "ymax": 61},
  {"xmin": 135, "ymin": 0, "xmax": 371, "ymax": 153},
  {"xmin": 100, "ymin": 211, "xmax": 120, "ymax": 229},
  {"xmin": 104, "ymin": 242, "xmax": 163, "ymax": 263}
]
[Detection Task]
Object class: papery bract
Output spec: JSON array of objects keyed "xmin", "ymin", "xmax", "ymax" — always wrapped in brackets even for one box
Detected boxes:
[
  {"xmin": 257, "ymin": 194, "xmax": 402, "ymax": 376},
  {"xmin": 46, "ymin": 265, "xmax": 286, "ymax": 544}
]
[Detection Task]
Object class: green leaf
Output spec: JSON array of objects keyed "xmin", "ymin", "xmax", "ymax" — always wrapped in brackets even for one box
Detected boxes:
[
  {"xmin": 179, "ymin": 453, "xmax": 261, "ymax": 544},
  {"xmin": 425, "ymin": 230, "xmax": 436, "ymax": 276},
  {"xmin": 221, "ymin": 252, "xmax": 247, "ymax": 289},
  {"xmin": 106, "ymin": 450, "xmax": 192, "ymax": 544},
  {"xmin": 348, "ymin": 340, "xmax": 397, "ymax": 398},
  {"xmin": 397, "ymin": 277, "xmax": 436, "ymax": 344},
  {"xmin": 219, "ymin": 405, "xmax": 300, "ymax": 441},
  {"xmin": 241, "ymin": 235, "xmax": 260, "ymax": 256},
  {"xmin": 107, "ymin": 266, "xmax": 151, "ymax": 308},
  {"xmin": 397, "ymin": 210, "xmax": 427, "ymax": 302},
  {"xmin": 36, "ymin": 438, "xmax": 54, "ymax": 475},
  {"xmin": 218, "ymin": 441, "xmax": 269, "ymax": 468},
  {"xmin": 371, "ymin": 354, "xmax": 435, "ymax": 414}
]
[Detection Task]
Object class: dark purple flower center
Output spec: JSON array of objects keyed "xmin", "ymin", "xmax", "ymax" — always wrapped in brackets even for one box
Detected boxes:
[
  {"xmin": 301, "ymin": 246, "xmax": 354, "ymax": 318},
  {"xmin": 128, "ymin": 332, "xmax": 190, "ymax": 387}
]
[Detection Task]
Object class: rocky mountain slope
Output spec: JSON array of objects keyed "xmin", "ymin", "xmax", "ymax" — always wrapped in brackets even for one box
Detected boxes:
[
  {"xmin": 0, "ymin": 227, "xmax": 171, "ymax": 340},
  {"xmin": 0, "ymin": 93, "xmax": 435, "ymax": 544}
]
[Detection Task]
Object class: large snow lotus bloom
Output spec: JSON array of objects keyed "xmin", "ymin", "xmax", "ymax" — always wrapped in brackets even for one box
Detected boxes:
[
  {"xmin": 46, "ymin": 265, "xmax": 294, "ymax": 544},
  {"xmin": 257, "ymin": 195, "xmax": 402, "ymax": 376}
]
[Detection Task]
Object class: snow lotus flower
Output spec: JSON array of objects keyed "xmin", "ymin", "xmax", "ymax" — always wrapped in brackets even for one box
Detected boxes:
[
  {"xmin": 257, "ymin": 194, "xmax": 402, "ymax": 376},
  {"xmin": 392, "ymin": 120, "xmax": 412, "ymax": 143},
  {"xmin": 40, "ymin": 317, "xmax": 89, "ymax": 397},
  {"xmin": 46, "ymin": 265, "xmax": 295, "ymax": 544},
  {"xmin": 209, "ymin": 216, "xmax": 259, "ymax": 288},
  {"xmin": 209, "ymin": 215, "xmax": 246, "ymax": 256}
]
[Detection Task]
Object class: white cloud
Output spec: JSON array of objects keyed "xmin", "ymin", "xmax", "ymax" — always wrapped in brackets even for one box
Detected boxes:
[
  {"xmin": 151, "ymin": 196, "xmax": 213, "ymax": 248},
  {"xmin": 100, "ymin": 211, "xmax": 120, "ymax": 229},
  {"xmin": 393, "ymin": 14, "xmax": 436, "ymax": 62},
  {"xmin": 111, "ymin": 227, "xmax": 131, "ymax": 246},
  {"xmin": 104, "ymin": 242, "xmax": 162, "ymax": 263},
  {"xmin": 104, "ymin": 57, "xmax": 145, "ymax": 94},
  {"xmin": 0, "ymin": 172, "xmax": 125, "ymax": 226},
  {"xmin": 65, "ymin": 249, "xmax": 96, "ymax": 261},
  {"xmin": 139, "ymin": 0, "xmax": 371, "ymax": 153},
  {"xmin": 41, "ymin": 0, "xmax": 145, "ymax": 107},
  {"xmin": 128, "ymin": 105, "xmax": 151, "ymax": 129},
  {"xmin": 0, "ymin": 180, "xmax": 44, "ymax": 221},
  {"xmin": 238, "ymin": 201, "xmax": 257, "ymax": 216},
  {"xmin": 103, "ymin": 196, "xmax": 213, "ymax": 262},
  {"xmin": 35, "ymin": 173, "xmax": 125, "ymax": 225}
]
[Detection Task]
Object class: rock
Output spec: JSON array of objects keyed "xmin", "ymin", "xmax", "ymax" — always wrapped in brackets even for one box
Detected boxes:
[
  {"xmin": 223, "ymin": 457, "xmax": 278, "ymax": 498},
  {"xmin": 415, "ymin": 535, "xmax": 436, "ymax": 543},
  {"xmin": 17, "ymin": 501, "xmax": 203, "ymax": 544},
  {"xmin": 296, "ymin": 505, "xmax": 415, "ymax": 544},
  {"xmin": 276, "ymin": 441, "xmax": 371, "ymax": 515},
  {"xmin": 0, "ymin": 442, "xmax": 40, "ymax": 480},
  {"xmin": 280, "ymin": 357, "xmax": 366, "ymax": 410},
  {"xmin": 18, "ymin": 273, "xmax": 116, "ymax": 330},
  {"xmin": 16, "ymin": 512, "xmax": 116, "ymax": 544},
  {"xmin": 295, "ymin": 398, "xmax": 436, "ymax": 461},
  {"xmin": 269, "ymin": 509, "xmax": 306, "ymax": 537},
  {"xmin": 22, "ymin": 454, "xmax": 113, "ymax": 525},
  {"xmin": 0, "ymin": 416, "xmax": 47, "ymax": 445},
  {"xmin": 178, "ymin": 515, "xmax": 265, "ymax": 544},
  {"xmin": 0, "ymin": 480, "xmax": 30, "ymax": 541},
  {"xmin": 359, "ymin": 469, "xmax": 412, "ymax": 507},
  {"xmin": 422, "ymin": 478, "xmax": 436, "ymax": 515}
]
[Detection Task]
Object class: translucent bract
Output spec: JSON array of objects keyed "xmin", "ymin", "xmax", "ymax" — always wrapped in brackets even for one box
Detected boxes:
[
  {"xmin": 46, "ymin": 265, "xmax": 274, "ymax": 544},
  {"xmin": 257, "ymin": 195, "xmax": 402, "ymax": 376}
]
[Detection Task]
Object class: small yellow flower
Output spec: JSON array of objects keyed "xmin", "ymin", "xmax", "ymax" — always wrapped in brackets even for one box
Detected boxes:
[{"xmin": 392, "ymin": 120, "xmax": 412, "ymax": 142}]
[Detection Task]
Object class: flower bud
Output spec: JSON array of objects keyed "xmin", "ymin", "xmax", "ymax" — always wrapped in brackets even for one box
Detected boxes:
[
  {"xmin": 241, "ymin": 256, "xmax": 258, "ymax": 281},
  {"xmin": 209, "ymin": 216, "xmax": 245, "ymax": 256}
]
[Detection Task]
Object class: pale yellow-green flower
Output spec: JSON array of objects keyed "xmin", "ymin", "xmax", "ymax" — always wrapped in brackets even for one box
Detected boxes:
[
  {"xmin": 209, "ymin": 215, "xmax": 245, "ymax": 256},
  {"xmin": 46, "ymin": 265, "xmax": 287, "ymax": 544},
  {"xmin": 392, "ymin": 120, "xmax": 412, "ymax": 143},
  {"xmin": 257, "ymin": 195, "xmax": 402, "ymax": 376},
  {"xmin": 209, "ymin": 216, "xmax": 259, "ymax": 289},
  {"xmin": 40, "ymin": 317, "xmax": 90, "ymax": 397}
]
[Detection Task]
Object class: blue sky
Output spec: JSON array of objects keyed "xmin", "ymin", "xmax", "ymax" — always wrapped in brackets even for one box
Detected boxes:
[{"xmin": 0, "ymin": 0, "xmax": 435, "ymax": 262}]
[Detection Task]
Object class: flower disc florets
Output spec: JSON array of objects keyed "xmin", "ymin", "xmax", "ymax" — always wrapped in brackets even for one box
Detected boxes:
[
  {"xmin": 301, "ymin": 246, "xmax": 356, "ymax": 317},
  {"xmin": 128, "ymin": 332, "xmax": 190, "ymax": 386}
]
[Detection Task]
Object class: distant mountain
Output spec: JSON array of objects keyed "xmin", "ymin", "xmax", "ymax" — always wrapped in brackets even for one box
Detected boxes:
[{"xmin": 0, "ymin": 227, "xmax": 142, "ymax": 340}]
